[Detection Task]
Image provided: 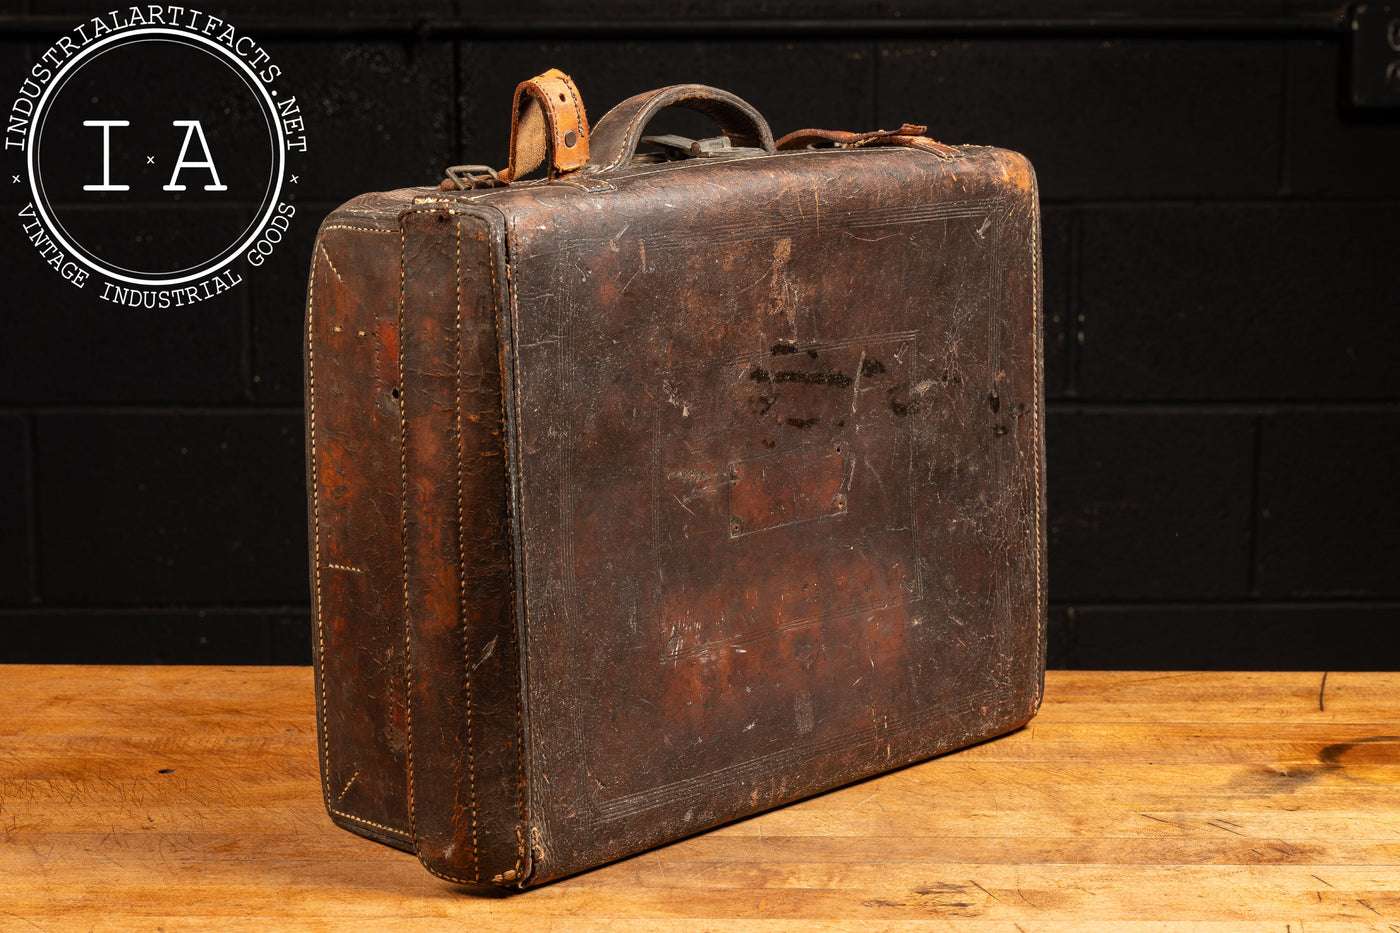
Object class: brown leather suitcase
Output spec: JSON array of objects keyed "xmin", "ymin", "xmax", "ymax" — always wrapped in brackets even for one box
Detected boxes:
[{"xmin": 305, "ymin": 70, "xmax": 1046, "ymax": 888}]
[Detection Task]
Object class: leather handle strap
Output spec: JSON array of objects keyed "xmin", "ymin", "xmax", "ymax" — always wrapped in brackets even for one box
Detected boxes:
[
  {"xmin": 776, "ymin": 124, "xmax": 960, "ymax": 159},
  {"xmin": 497, "ymin": 68, "xmax": 590, "ymax": 183},
  {"xmin": 585, "ymin": 84, "xmax": 776, "ymax": 175}
]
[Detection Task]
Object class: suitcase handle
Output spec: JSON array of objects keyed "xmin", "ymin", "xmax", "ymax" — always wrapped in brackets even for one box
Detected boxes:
[{"xmin": 585, "ymin": 84, "xmax": 776, "ymax": 176}]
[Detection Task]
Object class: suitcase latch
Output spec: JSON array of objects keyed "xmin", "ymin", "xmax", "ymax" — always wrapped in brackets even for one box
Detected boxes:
[
  {"xmin": 642, "ymin": 134, "xmax": 733, "ymax": 157},
  {"xmin": 442, "ymin": 164, "xmax": 504, "ymax": 190},
  {"xmin": 634, "ymin": 134, "xmax": 767, "ymax": 164}
]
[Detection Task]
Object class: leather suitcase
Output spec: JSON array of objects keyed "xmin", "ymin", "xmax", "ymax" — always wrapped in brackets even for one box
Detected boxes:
[{"xmin": 305, "ymin": 70, "xmax": 1046, "ymax": 888}]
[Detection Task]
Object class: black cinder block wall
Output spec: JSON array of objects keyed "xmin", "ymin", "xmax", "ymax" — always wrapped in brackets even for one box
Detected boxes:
[{"xmin": 2, "ymin": 2, "xmax": 1396, "ymax": 668}]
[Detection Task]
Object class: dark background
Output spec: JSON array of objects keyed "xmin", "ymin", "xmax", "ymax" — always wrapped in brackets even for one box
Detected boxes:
[{"xmin": 2, "ymin": 1, "xmax": 1397, "ymax": 668}]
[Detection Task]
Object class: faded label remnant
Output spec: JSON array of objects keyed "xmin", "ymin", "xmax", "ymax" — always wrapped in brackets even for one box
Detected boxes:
[{"xmin": 729, "ymin": 444, "xmax": 848, "ymax": 538}]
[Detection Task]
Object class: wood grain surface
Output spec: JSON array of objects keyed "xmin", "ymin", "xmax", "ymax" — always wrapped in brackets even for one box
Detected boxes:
[{"xmin": 1, "ymin": 666, "xmax": 1397, "ymax": 930}]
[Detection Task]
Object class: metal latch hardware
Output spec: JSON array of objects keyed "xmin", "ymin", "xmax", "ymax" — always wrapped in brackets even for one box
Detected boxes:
[
  {"xmin": 442, "ymin": 164, "xmax": 503, "ymax": 190},
  {"xmin": 641, "ymin": 134, "xmax": 736, "ymax": 158},
  {"xmin": 633, "ymin": 134, "xmax": 767, "ymax": 164}
]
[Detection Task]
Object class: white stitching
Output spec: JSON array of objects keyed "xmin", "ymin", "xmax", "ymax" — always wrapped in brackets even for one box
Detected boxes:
[
  {"xmin": 336, "ymin": 770, "xmax": 359, "ymax": 803},
  {"xmin": 399, "ymin": 208, "xmax": 475, "ymax": 887},
  {"xmin": 329, "ymin": 807, "xmax": 413, "ymax": 840},
  {"xmin": 394, "ymin": 208, "xmax": 526, "ymax": 887},
  {"xmin": 503, "ymin": 213, "xmax": 530, "ymax": 877},
  {"xmin": 561, "ymin": 72, "xmax": 586, "ymax": 151},
  {"xmin": 454, "ymin": 219, "xmax": 482, "ymax": 883},
  {"xmin": 612, "ymin": 97, "xmax": 661, "ymax": 174},
  {"xmin": 310, "ymin": 222, "xmax": 412, "ymax": 840},
  {"xmin": 318, "ymin": 243, "xmax": 345, "ymax": 285},
  {"xmin": 478, "ymin": 230, "xmax": 505, "ymax": 877},
  {"xmin": 609, "ymin": 90, "xmax": 763, "ymax": 173},
  {"xmin": 1030, "ymin": 180, "xmax": 1047, "ymax": 707},
  {"xmin": 399, "ymin": 221, "xmax": 417, "ymax": 847},
  {"xmin": 308, "ymin": 238, "xmax": 328, "ymax": 811}
]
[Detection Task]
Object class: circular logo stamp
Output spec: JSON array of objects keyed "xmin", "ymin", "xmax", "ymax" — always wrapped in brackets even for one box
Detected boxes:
[{"xmin": 6, "ymin": 8, "xmax": 307, "ymax": 307}]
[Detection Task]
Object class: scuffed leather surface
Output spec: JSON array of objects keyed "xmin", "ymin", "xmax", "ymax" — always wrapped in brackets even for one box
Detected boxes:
[
  {"xmin": 307, "ymin": 135, "xmax": 1045, "ymax": 889},
  {"xmin": 305, "ymin": 194, "xmax": 417, "ymax": 851},
  {"xmin": 477, "ymin": 142, "xmax": 1045, "ymax": 884},
  {"xmin": 398, "ymin": 206, "xmax": 528, "ymax": 885}
]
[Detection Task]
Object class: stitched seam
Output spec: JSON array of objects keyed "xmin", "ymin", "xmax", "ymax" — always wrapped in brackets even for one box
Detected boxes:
[
  {"xmin": 393, "ymin": 207, "xmax": 523, "ymax": 887},
  {"xmin": 609, "ymin": 97, "xmax": 661, "ymax": 174},
  {"xmin": 480, "ymin": 230, "xmax": 503, "ymax": 874},
  {"xmin": 414, "ymin": 191, "xmax": 500, "ymax": 205},
  {"xmin": 1030, "ymin": 191, "xmax": 1046, "ymax": 706},
  {"xmin": 328, "ymin": 806, "xmax": 413, "ymax": 840},
  {"xmin": 420, "ymin": 858, "xmax": 484, "ymax": 887},
  {"xmin": 592, "ymin": 146, "xmax": 896, "ymax": 186},
  {"xmin": 592, "ymin": 154, "xmax": 773, "ymax": 184},
  {"xmin": 553, "ymin": 177, "xmax": 614, "ymax": 193},
  {"xmin": 399, "ymin": 222, "xmax": 417, "ymax": 846},
  {"xmin": 504, "ymin": 212, "xmax": 529, "ymax": 876},
  {"xmin": 526, "ymin": 75, "xmax": 578, "ymax": 178},
  {"xmin": 562, "ymin": 72, "xmax": 586, "ymax": 142},
  {"xmin": 454, "ymin": 219, "xmax": 481, "ymax": 883},
  {"xmin": 535, "ymin": 73, "xmax": 584, "ymax": 175},
  {"xmin": 336, "ymin": 770, "xmax": 359, "ymax": 803},
  {"xmin": 318, "ymin": 243, "xmax": 345, "ymax": 284},
  {"xmin": 311, "ymin": 223, "xmax": 412, "ymax": 840},
  {"xmin": 582, "ymin": 93, "xmax": 670, "ymax": 175},
  {"xmin": 308, "ymin": 239, "xmax": 328, "ymax": 813}
]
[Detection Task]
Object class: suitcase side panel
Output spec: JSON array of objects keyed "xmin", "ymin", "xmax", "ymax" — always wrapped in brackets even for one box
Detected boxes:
[
  {"xmin": 399, "ymin": 205, "xmax": 530, "ymax": 885},
  {"xmin": 485, "ymin": 145, "xmax": 1046, "ymax": 884},
  {"xmin": 305, "ymin": 194, "xmax": 421, "ymax": 850}
]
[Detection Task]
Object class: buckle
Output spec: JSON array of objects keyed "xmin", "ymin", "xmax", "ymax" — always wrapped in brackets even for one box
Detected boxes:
[{"xmin": 442, "ymin": 164, "xmax": 503, "ymax": 191}]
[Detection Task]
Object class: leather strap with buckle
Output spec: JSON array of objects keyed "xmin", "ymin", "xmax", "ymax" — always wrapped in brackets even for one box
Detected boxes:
[
  {"xmin": 775, "ymin": 124, "xmax": 960, "ymax": 159},
  {"xmin": 442, "ymin": 68, "xmax": 590, "ymax": 190},
  {"xmin": 499, "ymin": 68, "xmax": 589, "ymax": 183}
]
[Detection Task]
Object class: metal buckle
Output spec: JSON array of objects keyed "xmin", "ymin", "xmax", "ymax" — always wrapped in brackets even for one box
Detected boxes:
[{"xmin": 443, "ymin": 164, "xmax": 502, "ymax": 190}]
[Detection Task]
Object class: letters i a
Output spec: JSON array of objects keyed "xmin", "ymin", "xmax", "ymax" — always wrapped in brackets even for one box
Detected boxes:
[{"xmin": 81, "ymin": 119, "xmax": 227, "ymax": 192}]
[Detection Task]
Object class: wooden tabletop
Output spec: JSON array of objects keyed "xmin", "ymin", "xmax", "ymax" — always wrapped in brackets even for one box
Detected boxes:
[{"xmin": 2, "ymin": 666, "xmax": 1397, "ymax": 930}]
